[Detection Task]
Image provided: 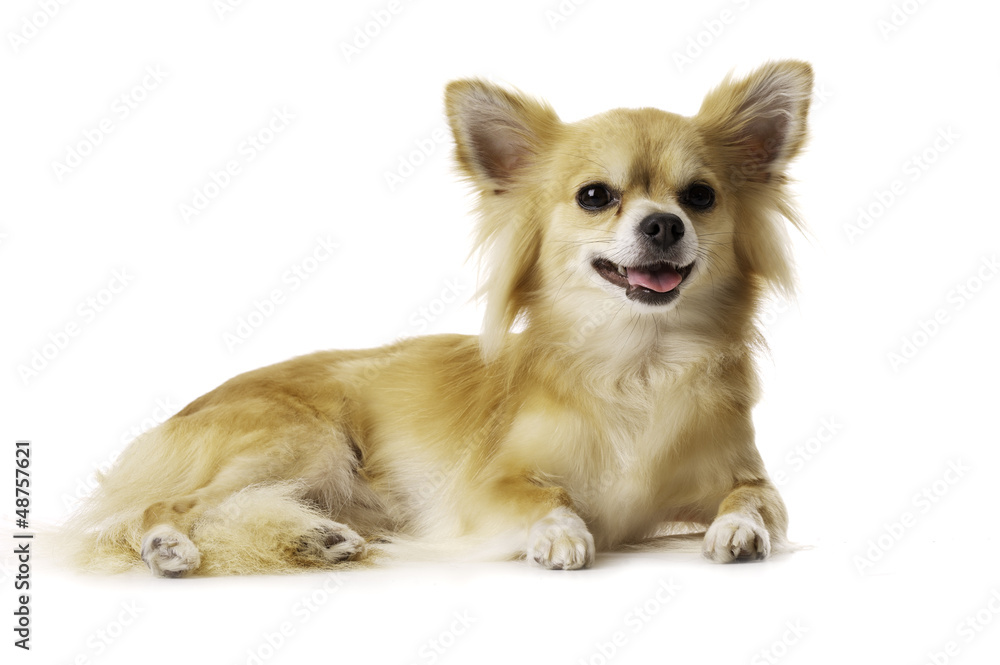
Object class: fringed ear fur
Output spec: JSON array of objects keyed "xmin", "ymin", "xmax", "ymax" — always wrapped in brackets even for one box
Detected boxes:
[
  {"xmin": 696, "ymin": 60, "xmax": 813, "ymax": 295},
  {"xmin": 445, "ymin": 80, "xmax": 561, "ymax": 360},
  {"xmin": 445, "ymin": 79, "xmax": 560, "ymax": 191},
  {"xmin": 697, "ymin": 60, "xmax": 813, "ymax": 188}
]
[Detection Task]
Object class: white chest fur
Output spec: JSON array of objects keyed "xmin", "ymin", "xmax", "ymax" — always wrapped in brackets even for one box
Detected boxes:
[{"xmin": 516, "ymin": 367, "xmax": 729, "ymax": 547}]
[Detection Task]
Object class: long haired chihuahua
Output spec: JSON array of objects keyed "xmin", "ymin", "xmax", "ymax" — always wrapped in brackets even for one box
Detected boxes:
[{"xmin": 69, "ymin": 60, "xmax": 812, "ymax": 576}]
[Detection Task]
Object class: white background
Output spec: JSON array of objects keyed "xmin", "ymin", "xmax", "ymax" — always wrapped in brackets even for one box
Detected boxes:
[{"xmin": 3, "ymin": 0, "xmax": 999, "ymax": 663}]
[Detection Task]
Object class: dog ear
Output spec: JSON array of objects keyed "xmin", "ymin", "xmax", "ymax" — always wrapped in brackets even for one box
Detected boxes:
[
  {"xmin": 696, "ymin": 60, "xmax": 813, "ymax": 187},
  {"xmin": 445, "ymin": 79, "xmax": 560, "ymax": 191},
  {"xmin": 444, "ymin": 80, "xmax": 560, "ymax": 361}
]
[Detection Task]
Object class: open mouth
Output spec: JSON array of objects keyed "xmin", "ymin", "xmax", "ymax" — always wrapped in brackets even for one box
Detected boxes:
[{"xmin": 591, "ymin": 257, "xmax": 694, "ymax": 306}]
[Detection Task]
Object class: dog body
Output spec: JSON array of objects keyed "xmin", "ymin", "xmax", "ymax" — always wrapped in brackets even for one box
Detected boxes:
[{"xmin": 70, "ymin": 61, "xmax": 812, "ymax": 576}]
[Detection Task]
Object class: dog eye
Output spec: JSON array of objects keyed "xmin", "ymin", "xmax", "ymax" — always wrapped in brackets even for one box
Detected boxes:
[
  {"xmin": 577, "ymin": 184, "xmax": 617, "ymax": 211},
  {"xmin": 682, "ymin": 183, "xmax": 715, "ymax": 210}
]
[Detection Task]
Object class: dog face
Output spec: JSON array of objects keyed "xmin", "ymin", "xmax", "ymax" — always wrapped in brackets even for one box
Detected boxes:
[
  {"xmin": 543, "ymin": 110, "xmax": 729, "ymax": 313},
  {"xmin": 447, "ymin": 62, "xmax": 812, "ymax": 354}
]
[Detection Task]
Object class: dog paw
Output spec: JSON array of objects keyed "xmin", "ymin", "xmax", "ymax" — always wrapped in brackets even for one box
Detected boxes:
[
  {"xmin": 141, "ymin": 526, "xmax": 202, "ymax": 578},
  {"xmin": 702, "ymin": 512, "xmax": 771, "ymax": 562},
  {"xmin": 527, "ymin": 507, "xmax": 595, "ymax": 570},
  {"xmin": 295, "ymin": 521, "xmax": 366, "ymax": 564}
]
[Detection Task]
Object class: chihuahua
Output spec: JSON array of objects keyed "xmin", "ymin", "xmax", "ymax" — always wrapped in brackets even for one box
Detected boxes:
[{"xmin": 69, "ymin": 60, "xmax": 812, "ymax": 576}]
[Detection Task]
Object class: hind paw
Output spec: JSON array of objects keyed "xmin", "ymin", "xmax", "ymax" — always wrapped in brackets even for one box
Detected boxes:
[
  {"xmin": 295, "ymin": 521, "xmax": 365, "ymax": 564},
  {"xmin": 141, "ymin": 526, "xmax": 201, "ymax": 578}
]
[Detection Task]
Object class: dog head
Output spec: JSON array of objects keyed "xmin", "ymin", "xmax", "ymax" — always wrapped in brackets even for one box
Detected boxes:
[{"xmin": 446, "ymin": 61, "xmax": 812, "ymax": 359}]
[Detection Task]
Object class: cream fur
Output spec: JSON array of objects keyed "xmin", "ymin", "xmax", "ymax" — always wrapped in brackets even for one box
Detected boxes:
[{"xmin": 64, "ymin": 60, "xmax": 812, "ymax": 576}]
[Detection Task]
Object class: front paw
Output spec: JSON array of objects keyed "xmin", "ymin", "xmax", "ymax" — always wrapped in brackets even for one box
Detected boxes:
[
  {"xmin": 527, "ymin": 507, "xmax": 595, "ymax": 570},
  {"xmin": 703, "ymin": 512, "xmax": 771, "ymax": 562}
]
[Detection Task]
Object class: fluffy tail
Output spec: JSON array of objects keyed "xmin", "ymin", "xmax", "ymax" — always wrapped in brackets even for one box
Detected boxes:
[
  {"xmin": 615, "ymin": 531, "xmax": 707, "ymax": 554},
  {"xmin": 62, "ymin": 479, "xmax": 381, "ymax": 576},
  {"xmin": 60, "ymin": 423, "xmax": 378, "ymax": 575}
]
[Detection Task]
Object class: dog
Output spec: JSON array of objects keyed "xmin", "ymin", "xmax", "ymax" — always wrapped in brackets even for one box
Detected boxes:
[{"xmin": 68, "ymin": 60, "xmax": 813, "ymax": 576}]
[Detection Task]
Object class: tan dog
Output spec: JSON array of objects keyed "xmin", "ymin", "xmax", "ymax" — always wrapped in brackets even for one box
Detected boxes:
[{"xmin": 69, "ymin": 60, "xmax": 812, "ymax": 576}]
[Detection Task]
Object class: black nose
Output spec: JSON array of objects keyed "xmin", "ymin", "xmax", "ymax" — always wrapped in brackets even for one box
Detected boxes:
[{"xmin": 638, "ymin": 213, "xmax": 685, "ymax": 249}]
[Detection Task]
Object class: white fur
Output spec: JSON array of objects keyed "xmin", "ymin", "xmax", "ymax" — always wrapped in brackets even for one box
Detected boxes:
[
  {"xmin": 526, "ymin": 506, "xmax": 596, "ymax": 570},
  {"xmin": 702, "ymin": 511, "xmax": 771, "ymax": 562},
  {"xmin": 140, "ymin": 525, "xmax": 201, "ymax": 578},
  {"xmin": 603, "ymin": 198, "xmax": 699, "ymax": 270}
]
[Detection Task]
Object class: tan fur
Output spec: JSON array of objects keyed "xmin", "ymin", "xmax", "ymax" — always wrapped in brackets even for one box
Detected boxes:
[{"xmin": 65, "ymin": 61, "xmax": 813, "ymax": 575}]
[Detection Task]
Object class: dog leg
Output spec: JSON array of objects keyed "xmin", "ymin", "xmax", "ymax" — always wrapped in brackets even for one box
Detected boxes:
[
  {"xmin": 702, "ymin": 480, "xmax": 787, "ymax": 562},
  {"xmin": 139, "ymin": 492, "xmax": 222, "ymax": 578},
  {"xmin": 182, "ymin": 482, "xmax": 370, "ymax": 575},
  {"xmin": 487, "ymin": 476, "xmax": 594, "ymax": 570}
]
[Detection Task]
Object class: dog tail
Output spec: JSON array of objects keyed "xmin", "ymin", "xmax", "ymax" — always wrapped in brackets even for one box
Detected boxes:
[
  {"xmin": 617, "ymin": 529, "xmax": 806, "ymax": 558},
  {"xmin": 363, "ymin": 529, "xmax": 528, "ymax": 567},
  {"xmin": 614, "ymin": 531, "xmax": 707, "ymax": 554},
  {"xmin": 58, "ymin": 426, "xmax": 207, "ymax": 574},
  {"xmin": 61, "ymin": 473, "xmax": 380, "ymax": 576},
  {"xmin": 58, "ymin": 500, "xmax": 149, "ymax": 575},
  {"xmin": 59, "ymin": 442, "xmax": 161, "ymax": 574}
]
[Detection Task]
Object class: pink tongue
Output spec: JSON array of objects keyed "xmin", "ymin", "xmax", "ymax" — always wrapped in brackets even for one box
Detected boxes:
[{"xmin": 626, "ymin": 266, "xmax": 682, "ymax": 293}]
